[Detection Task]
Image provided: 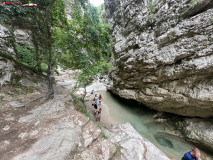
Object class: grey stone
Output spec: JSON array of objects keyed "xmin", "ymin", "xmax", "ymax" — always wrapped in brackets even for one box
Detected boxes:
[
  {"xmin": 0, "ymin": 24, "xmax": 10, "ymax": 38},
  {"xmin": 88, "ymin": 137, "xmax": 117, "ymax": 160},
  {"xmin": 30, "ymin": 130, "xmax": 39, "ymax": 136},
  {"xmin": 13, "ymin": 122, "xmax": 82, "ymax": 160},
  {"xmin": 105, "ymin": 0, "xmax": 213, "ymax": 117},
  {"xmin": 82, "ymin": 121, "xmax": 102, "ymax": 147},
  {"xmin": 0, "ymin": 57, "xmax": 15, "ymax": 86},
  {"xmin": 3, "ymin": 125, "xmax": 10, "ymax": 131},
  {"xmin": 103, "ymin": 123, "xmax": 170, "ymax": 160},
  {"xmin": 14, "ymin": 29, "xmax": 32, "ymax": 45},
  {"xmin": 175, "ymin": 118, "xmax": 213, "ymax": 151},
  {"xmin": 20, "ymin": 78, "xmax": 35, "ymax": 87},
  {"xmin": 9, "ymin": 101, "xmax": 25, "ymax": 108}
]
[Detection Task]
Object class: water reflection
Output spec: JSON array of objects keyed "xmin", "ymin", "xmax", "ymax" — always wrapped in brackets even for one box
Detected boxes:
[{"xmin": 101, "ymin": 91, "xmax": 213, "ymax": 160}]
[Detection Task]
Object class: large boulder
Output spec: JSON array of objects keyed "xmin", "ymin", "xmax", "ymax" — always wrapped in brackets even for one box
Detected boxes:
[
  {"xmin": 103, "ymin": 123, "xmax": 170, "ymax": 160},
  {"xmin": 104, "ymin": 0, "xmax": 213, "ymax": 117},
  {"xmin": 14, "ymin": 29, "xmax": 32, "ymax": 45},
  {"xmin": 175, "ymin": 118, "xmax": 213, "ymax": 152}
]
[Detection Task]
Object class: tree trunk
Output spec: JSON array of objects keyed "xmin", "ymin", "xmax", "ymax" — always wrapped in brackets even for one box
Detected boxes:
[
  {"xmin": 83, "ymin": 85, "xmax": 87, "ymax": 100},
  {"xmin": 45, "ymin": 0, "xmax": 57, "ymax": 99},
  {"xmin": 32, "ymin": 33, "xmax": 42, "ymax": 73},
  {"xmin": 35, "ymin": 47, "xmax": 42, "ymax": 73},
  {"xmin": 46, "ymin": 66, "xmax": 54, "ymax": 99}
]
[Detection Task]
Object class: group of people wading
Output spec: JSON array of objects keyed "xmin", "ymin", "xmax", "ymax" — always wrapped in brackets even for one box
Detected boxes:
[{"xmin": 90, "ymin": 90, "xmax": 102, "ymax": 122}]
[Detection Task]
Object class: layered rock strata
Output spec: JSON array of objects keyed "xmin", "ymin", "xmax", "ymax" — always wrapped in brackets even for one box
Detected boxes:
[
  {"xmin": 0, "ymin": 24, "xmax": 14, "ymax": 55},
  {"xmin": 105, "ymin": 0, "xmax": 213, "ymax": 117}
]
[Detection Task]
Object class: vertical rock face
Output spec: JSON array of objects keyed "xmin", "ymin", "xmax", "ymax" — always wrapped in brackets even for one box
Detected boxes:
[
  {"xmin": 0, "ymin": 57, "xmax": 15, "ymax": 86},
  {"xmin": 175, "ymin": 118, "xmax": 213, "ymax": 152},
  {"xmin": 0, "ymin": 24, "xmax": 14, "ymax": 55},
  {"xmin": 14, "ymin": 29, "xmax": 32, "ymax": 45},
  {"xmin": 104, "ymin": 0, "xmax": 213, "ymax": 117}
]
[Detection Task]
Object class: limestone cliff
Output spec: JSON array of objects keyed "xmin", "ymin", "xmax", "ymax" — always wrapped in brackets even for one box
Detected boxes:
[{"xmin": 105, "ymin": 0, "xmax": 213, "ymax": 117}]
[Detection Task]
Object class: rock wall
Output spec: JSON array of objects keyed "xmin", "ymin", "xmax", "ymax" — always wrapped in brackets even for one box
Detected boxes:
[
  {"xmin": 105, "ymin": 0, "xmax": 213, "ymax": 117},
  {"xmin": 14, "ymin": 28, "xmax": 32, "ymax": 45},
  {"xmin": 175, "ymin": 118, "xmax": 213, "ymax": 152},
  {"xmin": 0, "ymin": 24, "xmax": 14, "ymax": 55},
  {"xmin": 0, "ymin": 24, "xmax": 32, "ymax": 55}
]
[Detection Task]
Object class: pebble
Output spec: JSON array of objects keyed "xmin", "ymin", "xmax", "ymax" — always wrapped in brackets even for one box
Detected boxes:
[{"xmin": 3, "ymin": 125, "xmax": 10, "ymax": 131}]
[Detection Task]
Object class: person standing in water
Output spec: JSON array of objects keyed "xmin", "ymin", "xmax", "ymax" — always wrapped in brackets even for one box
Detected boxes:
[
  {"xmin": 182, "ymin": 148, "xmax": 201, "ymax": 160},
  {"xmin": 99, "ymin": 94, "xmax": 102, "ymax": 105},
  {"xmin": 96, "ymin": 108, "xmax": 102, "ymax": 122},
  {"xmin": 94, "ymin": 94, "xmax": 98, "ymax": 105}
]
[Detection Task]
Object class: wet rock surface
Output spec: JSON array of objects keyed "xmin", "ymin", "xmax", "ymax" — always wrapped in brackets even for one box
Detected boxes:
[
  {"xmin": 105, "ymin": 0, "xmax": 213, "ymax": 117},
  {"xmin": 103, "ymin": 123, "xmax": 170, "ymax": 160}
]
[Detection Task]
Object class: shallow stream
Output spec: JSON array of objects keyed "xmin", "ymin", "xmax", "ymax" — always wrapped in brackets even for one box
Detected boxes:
[{"xmin": 101, "ymin": 91, "xmax": 213, "ymax": 160}]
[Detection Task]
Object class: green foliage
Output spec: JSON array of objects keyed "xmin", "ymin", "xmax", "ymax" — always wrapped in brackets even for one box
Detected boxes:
[
  {"xmin": 171, "ymin": 29, "xmax": 176, "ymax": 35},
  {"xmin": 115, "ymin": 143, "xmax": 119, "ymax": 148},
  {"xmin": 14, "ymin": 89, "xmax": 21, "ymax": 95},
  {"xmin": 16, "ymin": 45, "xmax": 36, "ymax": 66},
  {"xmin": 148, "ymin": 14, "xmax": 156, "ymax": 22},
  {"xmin": 41, "ymin": 63, "xmax": 48, "ymax": 72},
  {"xmin": 97, "ymin": 124, "xmax": 103, "ymax": 129},
  {"xmin": 13, "ymin": 74, "xmax": 22, "ymax": 83},
  {"xmin": 32, "ymin": 77, "xmax": 38, "ymax": 84},
  {"xmin": 90, "ymin": 117, "xmax": 95, "ymax": 122},
  {"xmin": 77, "ymin": 60, "xmax": 113, "ymax": 88},
  {"xmin": 1, "ymin": 0, "xmax": 112, "ymax": 98},
  {"xmin": 26, "ymin": 88, "xmax": 33, "ymax": 93},
  {"xmin": 211, "ymin": 17, "xmax": 213, "ymax": 21},
  {"xmin": 71, "ymin": 93, "xmax": 85, "ymax": 104},
  {"xmin": 0, "ymin": 1, "xmax": 33, "ymax": 23},
  {"xmin": 148, "ymin": 2, "xmax": 156, "ymax": 13},
  {"xmin": 102, "ymin": 133, "xmax": 109, "ymax": 139},
  {"xmin": 54, "ymin": 69, "xmax": 60, "ymax": 76},
  {"xmin": 10, "ymin": 74, "xmax": 22, "ymax": 87},
  {"xmin": 85, "ymin": 111, "xmax": 91, "ymax": 117},
  {"xmin": 58, "ymin": 0, "xmax": 112, "ymax": 70},
  {"xmin": 71, "ymin": 93, "xmax": 90, "ymax": 117},
  {"xmin": 190, "ymin": 0, "xmax": 199, "ymax": 4}
]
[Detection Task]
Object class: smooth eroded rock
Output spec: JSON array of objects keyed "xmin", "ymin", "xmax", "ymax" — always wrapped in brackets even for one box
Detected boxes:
[
  {"xmin": 9, "ymin": 101, "xmax": 25, "ymax": 108},
  {"xmin": 103, "ymin": 123, "xmax": 170, "ymax": 160},
  {"xmin": 82, "ymin": 121, "xmax": 102, "ymax": 147}
]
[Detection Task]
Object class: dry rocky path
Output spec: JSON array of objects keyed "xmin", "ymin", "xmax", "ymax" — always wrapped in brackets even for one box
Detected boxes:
[{"xmin": 0, "ymin": 63, "xmax": 170, "ymax": 160}]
